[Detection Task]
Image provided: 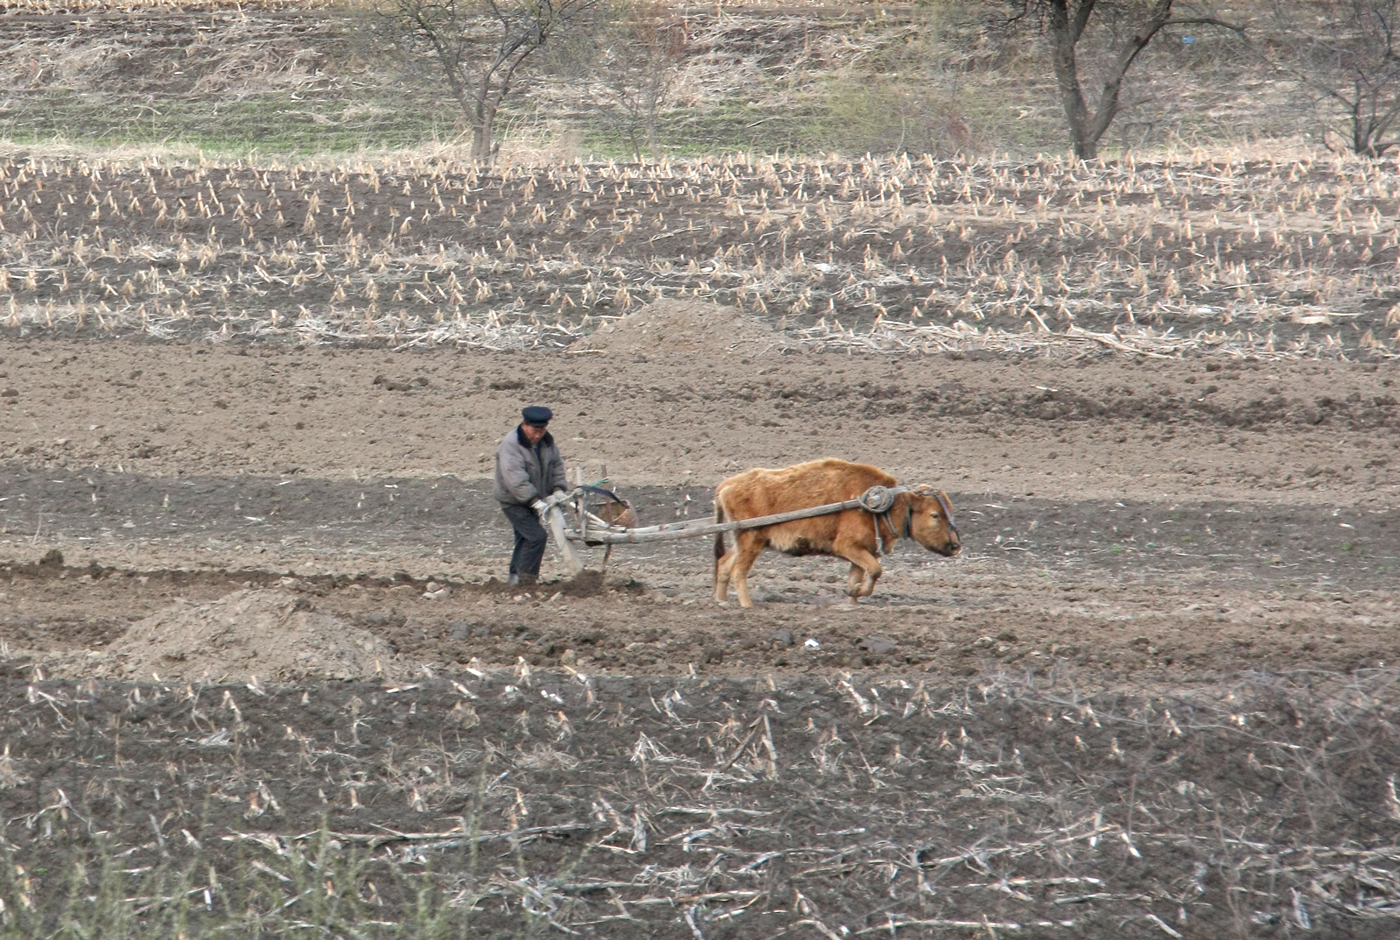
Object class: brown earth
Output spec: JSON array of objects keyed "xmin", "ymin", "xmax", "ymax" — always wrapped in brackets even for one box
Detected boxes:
[
  {"xmin": 572, "ymin": 297, "xmax": 785, "ymax": 357},
  {"xmin": 65, "ymin": 588, "xmax": 399, "ymax": 683},
  {"xmin": 0, "ymin": 314, "xmax": 1396, "ymax": 685},
  {"xmin": 1, "ymin": 313, "xmax": 1397, "ymax": 501},
  {"xmin": 1, "ymin": 316, "xmax": 1399, "ymax": 936}
]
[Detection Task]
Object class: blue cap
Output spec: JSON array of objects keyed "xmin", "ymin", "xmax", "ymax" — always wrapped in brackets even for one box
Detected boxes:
[{"xmin": 522, "ymin": 406, "xmax": 553, "ymax": 425}]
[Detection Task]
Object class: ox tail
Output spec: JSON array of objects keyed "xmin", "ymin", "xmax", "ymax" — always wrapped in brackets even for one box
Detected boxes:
[{"xmin": 713, "ymin": 503, "xmax": 727, "ymax": 574}]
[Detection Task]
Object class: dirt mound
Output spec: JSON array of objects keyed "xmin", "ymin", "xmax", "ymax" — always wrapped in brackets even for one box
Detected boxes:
[
  {"xmin": 81, "ymin": 590, "xmax": 398, "ymax": 683},
  {"xmin": 574, "ymin": 298, "xmax": 785, "ymax": 358}
]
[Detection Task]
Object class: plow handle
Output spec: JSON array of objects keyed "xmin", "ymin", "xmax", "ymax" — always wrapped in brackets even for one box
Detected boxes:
[{"xmin": 545, "ymin": 505, "xmax": 584, "ymax": 575}]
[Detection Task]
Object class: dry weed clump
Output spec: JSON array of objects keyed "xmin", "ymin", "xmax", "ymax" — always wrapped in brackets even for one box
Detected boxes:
[
  {"xmin": 0, "ymin": 148, "xmax": 1397, "ymax": 359},
  {"xmin": 0, "ymin": 666, "xmax": 1395, "ymax": 936}
]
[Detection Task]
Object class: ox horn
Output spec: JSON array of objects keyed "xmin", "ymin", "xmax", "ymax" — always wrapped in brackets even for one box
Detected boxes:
[{"xmin": 910, "ymin": 483, "xmax": 935, "ymax": 495}]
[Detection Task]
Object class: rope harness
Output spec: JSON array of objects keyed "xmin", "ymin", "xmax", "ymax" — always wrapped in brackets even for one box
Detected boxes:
[
  {"xmin": 856, "ymin": 485, "xmax": 904, "ymax": 556},
  {"xmin": 854, "ymin": 484, "xmax": 958, "ymax": 556},
  {"xmin": 933, "ymin": 491, "xmax": 959, "ymax": 539}
]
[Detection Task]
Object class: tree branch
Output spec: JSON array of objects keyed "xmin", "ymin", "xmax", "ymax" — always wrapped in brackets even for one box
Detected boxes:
[{"xmin": 1165, "ymin": 16, "xmax": 1246, "ymax": 35}]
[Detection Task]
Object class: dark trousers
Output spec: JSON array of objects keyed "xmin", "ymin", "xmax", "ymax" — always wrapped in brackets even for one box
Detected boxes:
[{"xmin": 502, "ymin": 502, "xmax": 548, "ymax": 577}]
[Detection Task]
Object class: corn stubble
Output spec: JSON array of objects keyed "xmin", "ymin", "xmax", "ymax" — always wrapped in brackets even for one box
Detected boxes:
[
  {"xmin": 0, "ymin": 147, "xmax": 1397, "ymax": 359},
  {"xmin": 0, "ymin": 668, "xmax": 1395, "ymax": 936}
]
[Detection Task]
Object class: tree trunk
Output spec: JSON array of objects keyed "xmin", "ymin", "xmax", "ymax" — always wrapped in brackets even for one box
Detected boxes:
[
  {"xmin": 471, "ymin": 74, "xmax": 499, "ymax": 164},
  {"xmin": 471, "ymin": 122, "xmax": 493, "ymax": 163},
  {"xmin": 1047, "ymin": 0, "xmax": 1099, "ymax": 159},
  {"xmin": 1046, "ymin": 0, "xmax": 1175, "ymax": 160},
  {"xmin": 1053, "ymin": 47, "xmax": 1097, "ymax": 158}
]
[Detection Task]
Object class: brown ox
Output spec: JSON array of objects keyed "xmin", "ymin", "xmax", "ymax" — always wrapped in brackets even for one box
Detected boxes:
[{"xmin": 713, "ymin": 458, "xmax": 960, "ymax": 608}]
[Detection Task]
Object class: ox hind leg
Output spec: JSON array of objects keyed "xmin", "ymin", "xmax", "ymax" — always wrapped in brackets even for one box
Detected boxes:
[
  {"xmin": 837, "ymin": 543, "xmax": 884, "ymax": 604},
  {"xmin": 714, "ymin": 535, "xmax": 753, "ymax": 605},
  {"xmin": 714, "ymin": 535, "xmax": 736, "ymax": 603},
  {"xmin": 713, "ymin": 502, "xmax": 736, "ymax": 603},
  {"xmin": 721, "ymin": 531, "xmax": 767, "ymax": 608}
]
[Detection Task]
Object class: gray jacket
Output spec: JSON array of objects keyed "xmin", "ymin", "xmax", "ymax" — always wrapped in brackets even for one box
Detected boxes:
[{"xmin": 494, "ymin": 426, "xmax": 567, "ymax": 505}]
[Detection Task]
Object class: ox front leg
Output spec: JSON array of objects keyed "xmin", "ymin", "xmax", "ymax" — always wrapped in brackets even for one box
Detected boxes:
[
  {"xmin": 840, "ymin": 547, "xmax": 883, "ymax": 603},
  {"xmin": 845, "ymin": 563, "xmax": 864, "ymax": 600}
]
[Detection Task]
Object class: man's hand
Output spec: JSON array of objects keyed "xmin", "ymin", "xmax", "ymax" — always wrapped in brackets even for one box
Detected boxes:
[{"xmin": 534, "ymin": 489, "xmax": 577, "ymax": 514}]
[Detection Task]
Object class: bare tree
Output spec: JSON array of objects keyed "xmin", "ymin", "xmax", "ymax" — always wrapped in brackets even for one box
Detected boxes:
[
  {"xmin": 383, "ymin": 0, "xmax": 601, "ymax": 163},
  {"xmin": 989, "ymin": 1, "xmax": 1240, "ymax": 158},
  {"xmin": 549, "ymin": 0, "xmax": 687, "ymax": 159},
  {"xmin": 598, "ymin": 0, "xmax": 687, "ymax": 159},
  {"xmin": 1265, "ymin": 0, "xmax": 1400, "ymax": 156}
]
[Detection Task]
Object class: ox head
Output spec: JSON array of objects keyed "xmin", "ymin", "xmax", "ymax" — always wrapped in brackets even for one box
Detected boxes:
[{"xmin": 906, "ymin": 486, "xmax": 961, "ymax": 557}]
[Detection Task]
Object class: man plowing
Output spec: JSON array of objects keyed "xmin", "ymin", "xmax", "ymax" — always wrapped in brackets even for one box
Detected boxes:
[{"xmin": 493, "ymin": 405, "xmax": 568, "ymax": 586}]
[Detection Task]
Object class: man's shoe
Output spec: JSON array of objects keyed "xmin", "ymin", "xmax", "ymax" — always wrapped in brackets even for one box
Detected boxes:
[{"xmin": 507, "ymin": 573, "xmax": 520, "ymax": 586}]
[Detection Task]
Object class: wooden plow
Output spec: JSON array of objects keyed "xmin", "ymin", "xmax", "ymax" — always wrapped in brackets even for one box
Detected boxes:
[{"xmin": 535, "ymin": 481, "xmax": 913, "ymax": 576}]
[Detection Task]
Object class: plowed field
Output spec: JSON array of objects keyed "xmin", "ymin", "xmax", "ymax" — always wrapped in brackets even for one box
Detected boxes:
[
  {"xmin": 0, "ymin": 96, "xmax": 1398, "ymax": 933},
  {"xmin": 0, "ymin": 323, "xmax": 1397, "ymax": 937}
]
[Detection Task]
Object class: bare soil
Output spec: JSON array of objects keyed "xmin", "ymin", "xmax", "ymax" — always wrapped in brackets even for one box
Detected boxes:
[
  {"xmin": 1, "ymin": 305, "xmax": 1399, "ymax": 933},
  {"xmin": 76, "ymin": 588, "xmax": 397, "ymax": 683},
  {"xmin": 1, "ymin": 326, "xmax": 1397, "ymax": 499},
  {"xmin": 0, "ymin": 320, "xmax": 1396, "ymax": 680}
]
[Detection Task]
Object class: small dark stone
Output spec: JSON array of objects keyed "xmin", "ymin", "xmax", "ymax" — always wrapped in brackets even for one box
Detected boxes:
[
  {"xmin": 365, "ymin": 613, "xmax": 389, "ymax": 626},
  {"xmin": 703, "ymin": 646, "xmax": 723, "ymax": 664},
  {"xmin": 38, "ymin": 548, "xmax": 64, "ymax": 568},
  {"xmin": 373, "ymin": 375, "xmax": 415, "ymax": 392},
  {"xmin": 450, "ymin": 620, "xmax": 473, "ymax": 641},
  {"xmin": 474, "ymin": 626, "xmax": 492, "ymax": 638},
  {"xmin": 771, "ymin": 629, "xmax": 794, "ymax": 647},
  {"xmin": 858, "ymin": 635, "xmax": 897, "ymax": 655}
]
